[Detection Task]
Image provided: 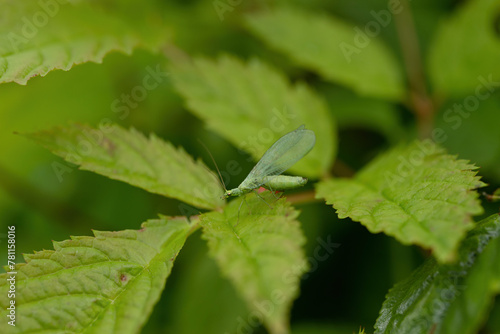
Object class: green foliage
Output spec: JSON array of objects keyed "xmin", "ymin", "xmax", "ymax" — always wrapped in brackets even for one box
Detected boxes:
[
  {"xmin": 0, "ymin": 217, "xmax": 191, "ymax": 334},
  {"xmin": 170, "ymin": 55, "xmax": 335, "ymax": 178},
  {"xmin": 316, "ymin": 140, "xmax": 485, "ymax": 262},
  {"xmin": 2, "ymin": 1, "xmax": 500, "ymax": 334},
  {"xmin": 0, "ymin": 0, "xmax": 167, "ymax": 85},
  {"xmin": 245, "ymin": 7, "xmax": 404, "ymax": 101},
  {"xmin": 24, "ymin": 123, "xmax": 224, "ymax": 209},
  {"xmin": 428, "ymin": 0, "xmax": 500, "ymax": 96},
  {"xmin": 292, "ymin": 323, "xmax": 362, "ymax": 334},
  {"xmin": 200, "ymin": 193, "xmax": 308, "ymax": 334},
  {"xmin": 375, "ymin": 213, "xmax": 500, "ymax": 334}
]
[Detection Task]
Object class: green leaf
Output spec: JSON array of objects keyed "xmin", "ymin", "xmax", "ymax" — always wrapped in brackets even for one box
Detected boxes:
[
  {"xmin": 200, "ymin": 193, "xmax": 308, "ymax": 334},
  {"xmin": 0, "ymin": 217, "xmax": 191, "ymax": 334},
  {"xmin": 0, "ymin": 0, "xmax": 168, "ymax": 84},
  {"xmin": 374, "ymin": 214, "xmax": 500, "ymax": 334},
  {"xmin": 170, "ymin": 55, "xmax": 336, "ymax": 178},
  {"xmin": 316, "ymin": 140, "xmax": 485, "ymax": 262},
  {"xmin": 292, "ymin": 322, "xmax": 361, "ymax": 334},
  {"xmin": 25, "ymin": 123, "xmax": 224, "ymax": 209},
  {"xmin": 427, "ymin": 0, "xmax": 500, "ymax": 96},
  {"xmin": 245, "ymin": 7, "xmax": 405, "ymax": 101}
]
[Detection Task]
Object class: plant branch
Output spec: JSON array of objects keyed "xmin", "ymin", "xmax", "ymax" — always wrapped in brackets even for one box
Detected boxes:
[
  {"xmin": 331, "ymin": 159, "xmax": 356, "ymax": 178},
  {"xmin": 285, "ymin": 189, "xmax": 321, "ymax": 205},
  {"xmin": 394, "ymin": 0, "xmax": 435, "ymax": 139}
]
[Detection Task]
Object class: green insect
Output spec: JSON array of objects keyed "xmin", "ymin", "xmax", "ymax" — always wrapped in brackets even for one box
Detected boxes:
[{"xmin": 222, "ymin": 125, "xmax": 316, "ymax": 200}]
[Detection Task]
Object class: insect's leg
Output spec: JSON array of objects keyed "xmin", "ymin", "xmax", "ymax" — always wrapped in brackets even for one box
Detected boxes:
[
  {"xmin": 252, "ymin": 190, "xmax": 273, "ymax": 209},
  {"xmin": 273, "ymin": 191, "xmax": 284, "ymax": 204},
  {"xmin": 265, "ymin": 183, "xmax": 282, "ymax": 202},
  {"xmin": 276, "ymin": 188, "xmax": 285, "ymax": 200},
  {"xmin": 235, "ymin": 196, "xmax": 248, "ymax": 227}
]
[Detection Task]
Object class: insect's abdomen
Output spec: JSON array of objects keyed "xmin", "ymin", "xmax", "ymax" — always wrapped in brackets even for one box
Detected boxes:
[{"xmin": 262, "ymin": 175, "xmax": 307, "ymax": 190}]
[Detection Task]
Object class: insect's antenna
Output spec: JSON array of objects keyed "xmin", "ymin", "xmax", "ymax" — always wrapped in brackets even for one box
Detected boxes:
[{"xmin": 197, "ymin": 139, "xmax": 227, "ymax": 192}]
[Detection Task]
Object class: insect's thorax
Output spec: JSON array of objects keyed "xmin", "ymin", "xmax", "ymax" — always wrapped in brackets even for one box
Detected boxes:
[{"xmin": 239, "ymin": 177, "xmax": 263, "ymax": 191}]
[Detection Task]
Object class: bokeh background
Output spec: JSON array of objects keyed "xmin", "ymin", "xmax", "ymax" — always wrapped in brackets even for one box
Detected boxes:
[{"xmin": 1, "ymin": 0, "xmax": 500, "ymax": 333}]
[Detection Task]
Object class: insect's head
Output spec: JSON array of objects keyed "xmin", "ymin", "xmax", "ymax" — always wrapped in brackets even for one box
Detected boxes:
[
  {"xmin": 221, "ymin": 188, "xmax": 241, "ymax": 199},
  {"xmin": 221, "ymin": 190, "xmax": 230, "ymax": 200},
  {"xmin": 221, "ymin": 189, "xmax": 233, "ymax": 199}
]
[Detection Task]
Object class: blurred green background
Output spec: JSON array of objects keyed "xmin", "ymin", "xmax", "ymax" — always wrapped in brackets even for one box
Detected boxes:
[{"xmin": 1, "ymin": 0, "xmax": 500, "ymax": 333}]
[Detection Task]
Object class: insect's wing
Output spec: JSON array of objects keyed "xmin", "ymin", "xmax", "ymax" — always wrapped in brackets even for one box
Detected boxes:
[{"xmin": 246, "ymin": 125, "xmax": 316, "ymax": 180}]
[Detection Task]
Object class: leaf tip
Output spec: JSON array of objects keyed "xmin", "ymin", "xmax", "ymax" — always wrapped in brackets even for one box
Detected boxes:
[{"xmin": 52, "ymin": 240, "xmax": 62, "ymax": 251}]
